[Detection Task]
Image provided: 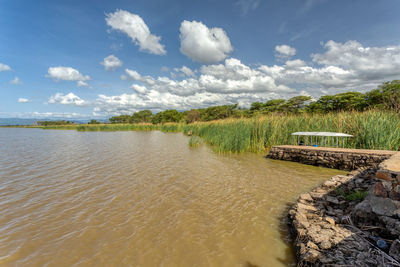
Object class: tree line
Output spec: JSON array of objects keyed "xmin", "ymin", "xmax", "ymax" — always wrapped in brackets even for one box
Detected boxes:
[{"xmin": 108, "ymin": 80, "xmax": 400, "ymax": 124}]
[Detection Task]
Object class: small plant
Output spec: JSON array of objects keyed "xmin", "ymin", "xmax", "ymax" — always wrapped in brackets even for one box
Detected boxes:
[
  {"xmin": 334, "ymin": 188, "xmax": 345, "ymax": 196},
  {"xmin": 345, "ymin": 190, "xmax": 368, "ymax": 201},
  {"xmin": 189, "ymin": 136, "xmax": 203, "ymax": 147}
]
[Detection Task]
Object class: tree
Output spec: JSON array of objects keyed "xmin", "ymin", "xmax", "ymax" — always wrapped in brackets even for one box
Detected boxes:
[
  {"xmin": 37, "ymin": 120, "xmax": 74, "ymax": 126},
  {"xmin": 109, "ymin": 115, "xmax": 132, "ymax": 124},
  {"xmin": 250, "ymin": 102, "xmax": 264, "ymax": 112},
  {"xmin": 88, "ymin": 119, "xmax": 100, "ymax": 124},
  {"xmin": 379, "ymin": 80, "xmax": 400, "ymax": 111},
  {"xmin": 151, "ymin": 109, "xmax": 183, "ymax": 124},
  {"xmin": 264, "ymin": 99, "xmax": 286, "ymax": 113},
  {"xmin": 281, "ymin": 96, "xmax": 312, "ymax": 113},
  {"xmin": 365, "ymin": 89, "xmax": 384, "ymax": 109},
  {"xmin": 185, "ymin": 109, "xmax": 201, "ymax": 123},
  {"xmin": 309, "ymin": 92, "xmax": 366, "ymax": 113},
  {"xmin": 131, "ymin": 110, "xmax": 153, "ymax": 123},
  {"xmin": 200, "ymin": 104, "xmax": 238, "ymax": 121}
]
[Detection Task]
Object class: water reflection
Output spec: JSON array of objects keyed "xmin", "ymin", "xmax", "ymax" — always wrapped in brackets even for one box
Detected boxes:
[{"xmin": 0, "ymin": 128, "xmax": 344, "ymax": 266}]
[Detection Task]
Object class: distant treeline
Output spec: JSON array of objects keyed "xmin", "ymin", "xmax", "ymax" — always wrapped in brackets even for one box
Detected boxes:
[
  {"xmin": 109, "ymin": 80, "xmax": 400, "ymax": 124},
  {"xmin": 37, "ymin": 120, "xmax": 75, "ymax": 126}
]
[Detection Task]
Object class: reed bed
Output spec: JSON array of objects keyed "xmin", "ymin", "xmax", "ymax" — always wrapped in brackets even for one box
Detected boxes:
[
  {"xmin": 33, "ymin": 110, "xmax": 400, "ymax": 153},
  {"xmin": 182, "ymin": 110, "xmax": 400, "ymax": 153}
]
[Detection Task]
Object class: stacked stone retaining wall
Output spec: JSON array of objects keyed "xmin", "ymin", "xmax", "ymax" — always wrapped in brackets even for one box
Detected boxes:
[
  {"xmin": 267, "ymin": 145, "xmax": 395, "ymax": 170},
  {"xmin": 267, "ymin": 146, "xmax": 400, "ymax": 266}
]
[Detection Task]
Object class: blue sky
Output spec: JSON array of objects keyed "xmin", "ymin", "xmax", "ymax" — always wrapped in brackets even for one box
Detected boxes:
[{"xmin": 1, "ymin": 0, "xmax": 400, "ymax": 119}]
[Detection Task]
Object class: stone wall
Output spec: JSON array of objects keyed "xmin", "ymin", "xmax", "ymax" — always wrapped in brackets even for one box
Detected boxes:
[
  {"xmin": 270, "ymin": 146, "xmax": 400, "ymax": 266},
  {"xmin": 267, "ymin": 145, "xmax": 395, "ymax": 171}
]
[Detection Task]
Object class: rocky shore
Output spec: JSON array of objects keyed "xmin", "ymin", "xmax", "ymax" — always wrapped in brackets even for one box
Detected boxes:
[{"xmin": 286, "ymin": 153, "xmax": 400, "ymax": 266}]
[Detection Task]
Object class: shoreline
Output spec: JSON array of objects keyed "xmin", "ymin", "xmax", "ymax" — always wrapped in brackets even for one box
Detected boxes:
[{"xmin": 268, "ymin": 146, "xmax": 400, "ymax": 266}]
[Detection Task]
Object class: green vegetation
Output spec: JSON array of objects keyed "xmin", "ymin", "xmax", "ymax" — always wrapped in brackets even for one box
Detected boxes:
[
  {"xmin": 88, "ymin": 119, "xmax": 100, "ymax": 124},
  {"xmin": 335, "ymin": 188, "xmax": 368, "ymax": 202},
  {"xmin": 37, "ymin": 120, "xmax": 75, "ymax": 126},
  {"xmin": 10, "ymin": 80, "xmax": 399, "ymax": 153},
  {"xmin": 345, "ymin": 190, "xmax": 368, "ymax": 201},
  {"xmin": 181, "ymin": 110, "xmax": 400, "ymax": 153},
  {"xmin": 28, "ymin": 110, "xmax": 400, "ymax": 153},
  {"xmin": 188, "ymin": 136, "xmax": 203, "ymax": 147}
]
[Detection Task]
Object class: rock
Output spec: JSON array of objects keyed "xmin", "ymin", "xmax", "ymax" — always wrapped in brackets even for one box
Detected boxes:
[
  {"xmin": 351, "ymin": 200, "xmax": 373, "ymax": 224},
  {"xmin": 307, "ymin": 241, "xmax": 319, "ymax": 250},
  {"xmin": 394, "ymin": 184, "xmax": 400, "ymax": 193},
  {"xmin": 382, "ymin": 180, "xmax": 393, "ymax": 191},
  {"xmin": 369, "ymin": 195, "xmax": 399, "ymax": 216},
  {"xmin": 376, "ymin": 170, "xmax": 394, "ymax": 181},
  {"xmin": 394, "ymin": 209, "xmax": 400, "ymax": 219},
  {"xmin": 319, "ymin": 240, "xmax": 332, "ymax": 250},
  {"xmin": 295, "ymin": 212, "xmax": 310, "ymax": 228},
  {"xmin": 326, "ymin": 195, "xmax": 339, "ymax": 204},
  {"xmin": 389, "ymin": 239, "xmax": 400, "ymax": 262},
  {"xmin": 374, "ymin": 182, "xmax": 388, "ymax": 197},
  {"xmin": 325, "ymin": 217, "xmax": 335, "ymax": 226},
  {"xmin": 379, "ymin": 216, "xmax": 400, "ymax": 235},
  {"xmin": 300, "ymin": 193, "xmax": 313, "ymax": 202},
  {"xmin": 389, "ymin": 189, "xmax": 400, "ymax": 201},
  {"xmin": 323, "ymin": 180, "xmax": 337, "ymax": 188},
  {"xmin": 297, "ymin": 202, "xmax": 317, "ymax": 212},
  {"xmin": 302, "ymin": 248, "xmax": 320, "ymax": 262}
]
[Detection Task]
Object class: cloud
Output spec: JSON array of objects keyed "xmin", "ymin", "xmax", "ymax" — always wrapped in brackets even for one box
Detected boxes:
[
  {"xmin": 92, "ymin": 40, "xmax": 400, "ymax": 116},
  {"xmin": 236, "ymin": 0, "xmax": 260, "ymax": 15},
  {"xmin": 9, "ymin": 77, "xmax": 22, "ymax": 85},
  {"xmin": 179, "ymin": 20, "xmax": 233, "ymax": 63},
  {"xmin": 173, "ymin": 66, "xmax": 195, "ymax": 77},
  {"xmin": 77, "ymin": 80, "xmax": 90, "ymax": 87},
  {"xmin": 124, "ymin": 69, "xmax": 142, "ymax": 80},
  {"xmin": 47, "ymin": 66, "xmax": 90, "ymax": 87},
  {"xmin": 312, "ymin": 40, "xmax": 400, "ymax": 80},
  {"xmin": 106, "ymin": 9, "xmax": 166, "ymax": 55},
  {"xmin": 131, "ymin": 84, "xmax": 147, "ymax": 94},
  {"xmin": 18, "ymin": 98, "xmax": 29, "ymax": 103},
  {"xmin": 93, "ymin": 58, "xmax": 294, "ymax": 116},
  {"xmin": 48, "ymin": 92, "xmax": 87, "ymax": 106},
  {"xmin": 275, "ymin": 45, "xmax": 296, "ymax": 60},
  {"xmin": 161, "ymin": 66, "xmax": 169, "ymax": 72},
  {"xmin": 0, "ymin": 63, "xmax": 11, "ymax": 72},
  {"xmin": 0, "ymin": 111, "xmax": 89, "ymax": 119},
  {"xmin": 101, "ymin": 55, "xmax": 123, "ymax": 71}
]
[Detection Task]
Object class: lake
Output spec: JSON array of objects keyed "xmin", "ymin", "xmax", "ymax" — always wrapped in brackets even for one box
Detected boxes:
[{"xmin": 0, "ymin": 128, "xmax": 343, "ymax": 266}]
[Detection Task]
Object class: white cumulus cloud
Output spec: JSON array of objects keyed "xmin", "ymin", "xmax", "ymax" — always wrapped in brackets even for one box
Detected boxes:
[
  {"xmin": 275, "ymin": 45, "xmax": 296, "ymax": 59},
  {"xmin": 101, "ymin": 55, "xmax": 123, "ymax": 71},
  {"xmin": 9, "ymin": 77, "xmax": 22, "ymax": 85},
  {"xmin": 18, "ymin": 98, "xmax": 29, "ymax": 103},
  {"xmin": 47, "ymin": 66, "xmax": 90, "ymax": 87},
  {"xmin": 48, "ymin": 92, "xmax": 87, "ymax": 106},
  {"xmin": 0, "ymin": 63, "xmax": 11, "ymax": 72},
  {"xmin": 124, "ymin": 69, "xmax": 142, "ymax": 80},
  {"xmin": 106, "ymin": 9, "xmax": 166, "ymax": 55},
  {"xmin": 131, "ymin": 84, "xmax": 147, "ymax": 94},
  {"xmin": 173, "ymin": 66, "xmax": 196, "ymax": 77},
  {"xmin": 179, "ymin": 20, "xmax": 233, "ymax": 63},
  {"xmin": 92, "ymin": 40, "xmax": 400, "ymax": 116},
  {"xmin": 77, "ymin": 80, "xmax": 90, "ymax": 87},
  {"xmin": 312, "ymin": 40, "xmax": 400, "ymax": 80}
]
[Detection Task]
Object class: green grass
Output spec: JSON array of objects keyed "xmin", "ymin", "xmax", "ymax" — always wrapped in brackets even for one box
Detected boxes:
[
  {"xmin": 8, "ymin": 110, "xmax": 399, "ymax": 153},
  {"xmin": 182, "ymin": 110, "xmax": 400, "ymax": 153},
  {"xmin": 335, "ymin": 188, "xmax": 368, "ymax": 202},
  {"xmin": 188, "ymin": 136, "xmax": 203, "ymax": 147}
]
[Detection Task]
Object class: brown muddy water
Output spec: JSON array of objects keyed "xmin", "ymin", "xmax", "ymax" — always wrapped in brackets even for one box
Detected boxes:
[{"xmin": 0, "ymin": 128, "xmax": 344, "ymax": 266}]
